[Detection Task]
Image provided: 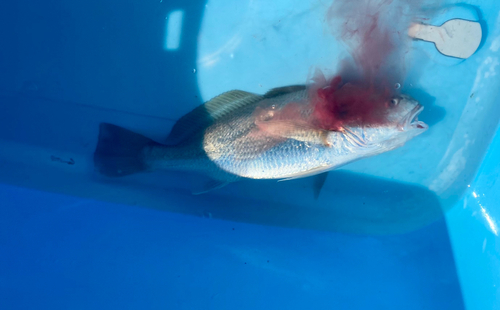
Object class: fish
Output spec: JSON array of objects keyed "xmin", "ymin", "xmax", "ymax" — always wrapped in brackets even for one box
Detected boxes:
[{"xmin": 93, "ymin": 83, "xmax": 428, "ymax": 194}]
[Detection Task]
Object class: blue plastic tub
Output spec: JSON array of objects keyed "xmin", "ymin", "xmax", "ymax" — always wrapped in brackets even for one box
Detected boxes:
[{"xmin": 1, "ymin": 0, "xmax": 499, "ymax": 309}]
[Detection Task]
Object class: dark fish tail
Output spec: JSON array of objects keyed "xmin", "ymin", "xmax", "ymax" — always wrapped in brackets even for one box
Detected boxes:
[{"xmin": 94, "ymin": 123, "xmax": 158, "ymax": 177}]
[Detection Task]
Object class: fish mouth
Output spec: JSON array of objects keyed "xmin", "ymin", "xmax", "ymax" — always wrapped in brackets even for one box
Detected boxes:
[{"xmin": 403, "ymin": 104, "xmax": 428, "ymax": 130}]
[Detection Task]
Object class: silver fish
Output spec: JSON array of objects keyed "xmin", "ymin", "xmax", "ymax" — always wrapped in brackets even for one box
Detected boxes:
[{"xmin": 94, "ymin": 85, "xmax": 427, "ymax": 193}]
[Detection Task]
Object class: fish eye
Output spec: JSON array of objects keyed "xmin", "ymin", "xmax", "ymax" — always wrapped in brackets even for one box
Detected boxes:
[{"xmin": 389, "ymin": 97, "xmax": 399, "ymax": 107}]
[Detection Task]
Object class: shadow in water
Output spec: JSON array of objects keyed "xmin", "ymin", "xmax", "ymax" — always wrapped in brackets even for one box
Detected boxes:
[
  {"xmin": 421, "ymin": 103, "xmax": 446, "ymax": 128},
  {"xmin": 194, "ymin": 170, "xmax": 445, "ymax": 235},
  {"xmin": 89, "ymin": 168, "xmax": 444, "ymax": 236},
  {"xmin": 403, "ymin": 85, "xmax": 446, "ymax": 127}
]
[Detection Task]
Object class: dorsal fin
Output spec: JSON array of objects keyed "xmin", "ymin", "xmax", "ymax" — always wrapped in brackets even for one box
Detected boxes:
[
  {"xmin": 264, "ymin": 85, "xmax": 307, "ymax": 98},
  {"xmin": 166, "ymin": 90, "xmax": 263, "ymax": 145},
  {"xmin": 204, "ymin": 90, "xmax": 263, "ymax": 118}
]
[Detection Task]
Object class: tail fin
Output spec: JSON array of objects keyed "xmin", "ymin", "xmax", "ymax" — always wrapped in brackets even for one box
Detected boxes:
[{"xmin": 94, "ymin": 123, "xmax": 157, "ymax": 177}]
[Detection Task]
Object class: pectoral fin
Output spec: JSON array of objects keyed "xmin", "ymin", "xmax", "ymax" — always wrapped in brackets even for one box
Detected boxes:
[{"xmin": 256, "ymin": 119, "xmax": 331, "ymax": 147}]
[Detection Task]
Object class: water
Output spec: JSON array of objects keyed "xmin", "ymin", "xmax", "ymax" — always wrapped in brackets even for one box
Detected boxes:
[
  {"xmin": 1, "ymin": 0, "xmax": 500, "ymax": 309},
  {"xmin": 191, "ymin": 0, "xmax": 500, "ymax": 234}
]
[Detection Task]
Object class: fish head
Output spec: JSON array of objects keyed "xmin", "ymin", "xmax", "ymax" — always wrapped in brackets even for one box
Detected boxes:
[{"xmin": 350, "ymin": 94, "xmax": 428, "ymax": 152}]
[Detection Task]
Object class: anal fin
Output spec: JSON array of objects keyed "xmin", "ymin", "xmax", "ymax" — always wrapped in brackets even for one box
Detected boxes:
[{"xmin": 313, "ymin": 172, "xmax": 329, "ymax": 199}]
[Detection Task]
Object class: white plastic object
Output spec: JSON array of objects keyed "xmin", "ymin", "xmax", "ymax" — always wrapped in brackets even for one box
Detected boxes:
[{"xmin": 408, "ymin": 19, "xmax": 482, "ymax": 59}]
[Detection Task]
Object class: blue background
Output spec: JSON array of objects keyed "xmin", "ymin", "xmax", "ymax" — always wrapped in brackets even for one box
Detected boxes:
[
  {"xmin": 0, "ymin": 184, "xmax": 463, "ymax": 309},
  {"xmin": 2, "ymin": 0, "xmax": 500, "ymax": 309}
]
